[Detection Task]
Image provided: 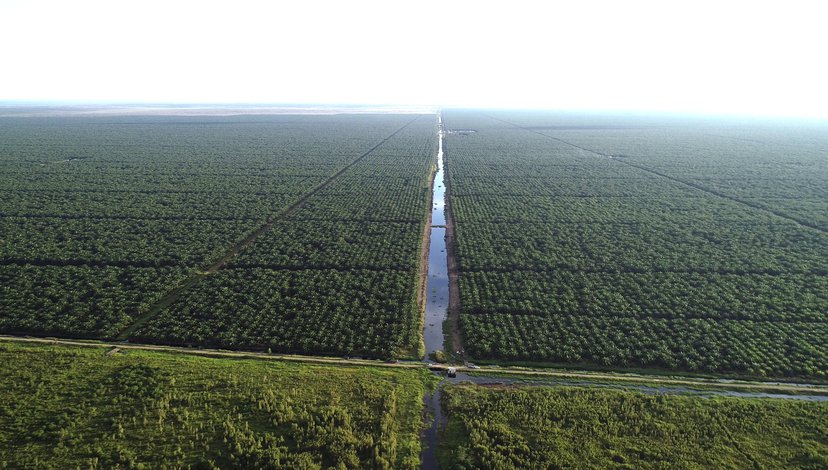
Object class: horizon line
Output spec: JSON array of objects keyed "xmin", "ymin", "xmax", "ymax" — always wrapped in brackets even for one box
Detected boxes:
[{"xmin": 2, "ymin": 100, "xmax": 827, "ymax": 122}]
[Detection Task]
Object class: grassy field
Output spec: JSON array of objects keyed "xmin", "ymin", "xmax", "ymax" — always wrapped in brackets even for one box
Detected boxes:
[
  {"xmin": 439, "ymin": 383, "xmax": 828, "ymax": 469},
  {"xmin": 0, "ymin": 341, "xmax": 437, "ymax": 469}
]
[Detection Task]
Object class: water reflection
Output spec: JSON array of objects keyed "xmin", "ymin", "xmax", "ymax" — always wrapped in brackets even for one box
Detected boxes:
[
  {"xmin": 420, "ymin": 115, "xmax": 449, "ymax": 470},
  {"xmin": 423, "ymin": 119, "xmax": 448, "ymax": 356}
]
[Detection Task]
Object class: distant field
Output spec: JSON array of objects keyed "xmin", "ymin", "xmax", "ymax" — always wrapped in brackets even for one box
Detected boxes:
[
  {"xmin": 439, "ymin": 383, "xmax": 828, "ymax": 469},
  {"xmin": 0, "ymin": 341, "xmax": 436, "ymax": 469},
  {"xmin": 0, "ymin": 104, "xmax": 437, "ymax": 118},
  {"xmin": 0, "ymin": 113, "xmax": 436, "ymax": 358},
  {"xmin": 444, "ymin": 110, "xmax": 828, "ymax": 379}
]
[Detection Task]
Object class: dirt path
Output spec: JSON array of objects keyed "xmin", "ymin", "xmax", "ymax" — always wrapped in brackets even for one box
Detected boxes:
[
  {"xmin": 440, "ymin": 121, "xmax": 465, "ymax": 361},
  {"xmin": 3, "ymin": 335, "xmax": 826, "ymax": 395},
  {"xmin": 115, "ymin": 117, "xmax": 422, "ymax": 341},
  {"xmin": 417, "ymin": 187, "xmax": 434, "ymax": 312},
  {"xmin": 2, "ymin": 335, "xmax": 425, "ymax": 370},
  {"xmin": 415, "ymin": 127, "xmax": 438, "ymax": 358}
]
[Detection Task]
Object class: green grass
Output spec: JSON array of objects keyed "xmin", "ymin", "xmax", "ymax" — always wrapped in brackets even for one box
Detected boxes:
[
  {"xmin": 465, "ymin": 356, "xmax": 828, "ymax": 386},
  {"xmin": 460, "ymin": 369, "xmax": 828, "ymax": 396},
  {"xmin": 439, "ymin": 383, "xmax": 828, "ymax": 469},
  {"xmin": 0, "ymin": 341, "xmax": 437, "ymax": 469}
]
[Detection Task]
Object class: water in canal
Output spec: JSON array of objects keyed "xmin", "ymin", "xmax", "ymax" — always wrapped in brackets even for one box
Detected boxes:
[
  {"xmin": 420, "ymin": 378, "xmax": 446, "ymax": 470},
  {"xmin": 423, "ymin": 117, "xmax": 448, "ymax": 358},
  {"xmin": 421, "ymin": 115, "xmax": 449, "ymax": 470}
]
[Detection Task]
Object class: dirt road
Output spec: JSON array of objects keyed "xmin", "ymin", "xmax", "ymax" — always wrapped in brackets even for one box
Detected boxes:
[{"xmin": 4, "ymin": 335, "xmax": 825, "ymax": 395}]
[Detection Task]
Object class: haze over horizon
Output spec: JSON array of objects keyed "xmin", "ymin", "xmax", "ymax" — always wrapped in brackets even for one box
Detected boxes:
[{"xmin": 2, "ymin": 0, "xmax": 827, "ymax": 119}]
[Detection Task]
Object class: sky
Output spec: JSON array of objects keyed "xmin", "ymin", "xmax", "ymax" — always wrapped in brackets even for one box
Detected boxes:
[{"xmin": 1, "ymin": 0, "xmax": 827, "ymax": 118}]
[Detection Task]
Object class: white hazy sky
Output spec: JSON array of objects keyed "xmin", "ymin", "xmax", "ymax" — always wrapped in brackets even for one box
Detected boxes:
[{"xmin": 1, "ymin": 0, "xmax": 827, "ymax": 117}]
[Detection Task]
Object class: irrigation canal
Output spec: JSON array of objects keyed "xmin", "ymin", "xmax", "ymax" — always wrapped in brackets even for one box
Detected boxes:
[
  {"xmin": 417, "ymin": 113, "xmax": 828, "ymax": 470},
  {"xmin": 420, "ymin": 113, "xmax": 451, "ymax": 470},
  {"xmin": 423, "ymin": 113, "xmax": 449, "ymax": 358}
]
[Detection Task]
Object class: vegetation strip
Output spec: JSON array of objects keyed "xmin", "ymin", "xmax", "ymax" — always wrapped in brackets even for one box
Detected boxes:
[
  {"xmin": 114, "ymin": 117, "xmax": 421, "ymax": 341},
  {"xmin": 0, "ymin": 258, "xmax": 180, "ymax": 269},
  {"xmin": 440, "ymin": 116, "xmax": 465, "ymax": 360},
  {"xmin": 702, "ymin": 131, "xmax": 828, "ymax": 152},
  {"xmin": 416, "ymin": 116, "xmax": 439, "ymax": 357},
  {"xmin": 458, "ymin": 265, "xmax": 828, "ymax": 275},
  {"xmin": 0, "ymin": 213, "xmax": 260, "ymax": 221}
]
